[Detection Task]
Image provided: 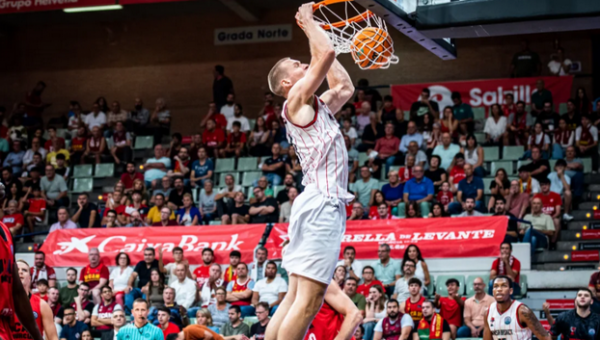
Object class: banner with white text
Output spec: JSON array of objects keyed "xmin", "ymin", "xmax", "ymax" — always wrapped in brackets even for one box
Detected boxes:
[
  {"xmin": 391, "ymin": 76, "xmax": 573, "ymax": 114},
  {"xmin": 40, "ymin": 225, "xmax": 266, "ymax": 267},
  {"xmin": 0, "ymin": 0, "xmax": 115, "ymax": 14},
  {"xmin": 265, "ymin": 217, "xmax": 508, "ymax": 260}
]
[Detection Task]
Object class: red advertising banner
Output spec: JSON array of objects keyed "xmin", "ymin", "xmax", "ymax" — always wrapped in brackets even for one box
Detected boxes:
[
  {"xmin": 0, "ymin": 0, "xmax": 115, "ymax": 14},
  {"xmin": 39, "ymin": 225, "xmax": 266, "ymax": 267},
  {"xmin": 582, "ymin": 230, "xmax": 600, "ymax": 240},
  {"xmin": 571, "ymin": 250, "xmax": 599, "ymax": 262},
  {"xmin": 391, "ymin": 76, "xmax": 573, "ymax": 114},
  {"xmin": 265, "ymin": 217, "xmax": 507, "ymax": 260},
  {"xmin": 119, "ymin": 0, "xmax": 190, "ymax": 4}
]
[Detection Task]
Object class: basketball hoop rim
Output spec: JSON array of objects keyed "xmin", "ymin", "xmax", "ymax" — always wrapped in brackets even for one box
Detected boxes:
[{"xmin": 297, "ymin": 0, "xmax": 375, "ymax": 31}]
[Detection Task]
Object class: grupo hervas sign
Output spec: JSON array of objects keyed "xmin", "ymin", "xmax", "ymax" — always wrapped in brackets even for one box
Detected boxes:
[
  {"xmin": 0, "ymin": 0, "xmax": 114, "ymax": 14},
  {"xmin": 214, "ymin": 24, "xmax": 292, "ymax": 46}
]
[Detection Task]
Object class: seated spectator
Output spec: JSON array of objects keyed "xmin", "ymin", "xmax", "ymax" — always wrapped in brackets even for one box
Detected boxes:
[
  {"xmin": 434, "ymin": 278, "xmax": 466, "ymax": 339},
  {"xmin": 457, "ymin": 277, "xmax": 495, "ymax": 338},
  {"xmin": 1, "ymin": 199, "xmax": 24, "ymax": 236},
  {"xmin": 406, "ymin": 140, "xmax": 429, "ymax": 170},
  {"xmin": 399, "ymin": 165, "xmax": 433, "ymax": 217},
  {"xmin": 82, "ymin": 126, "xmax": 106, "ymax": 165},
  {"xmin": 564, "ymin": 145, "xmax": 585, "ymax": 198},
  {"xmin": 59, "ymin": 268, "xmax": 79, "ymax": 306},
  {"xmin": 448, "ymin": 153, "xmax": 466, "ymax": 193},
  {"xmin": 517, "ymin": 165, "xmax": 540, "ymax": 195},
  {"xmin": 275, "ymin": 174, "xmax": 297, "ymax": 204},
  {"xmin": 208, "ymin": 287, "xmax": 231, "ymax": 329},
  {"xmin": 222, "ymin": 192, "xmax": 250, "ymax": 225},
  {"xmin": 552, "ymin": 117, "xmax": 574, "ymax": 159},
  {"xmin": 537, "ymin": 100, "xmax": 560, "ymax": 135},
  {"xmin": 257, "ymin": 143, "xmax": 286, "ymax": 187},
  {"xmin": 102, "ymin": 209, "xmax": 119, "ymax": 228},
  {"xmin": 489, "ymin": 242, "xmax": 521, "ymax": 296},
  {"xmin": 221, "ymin": 122, "xmax": 247, "ymax": 158},
  {"xmin": 279, "ymin": 187, "xmax": 297, "ymax": 223},
  {"xmin": 142, "ymin": 269, "xmax": 166, "ymax": 313},
  {"xmin": 381, "ymin": 170, "xmax": 403, "ymax": 209},
  {"xmin": 371, "ymin": 122, "xmax": 400, "ymax": 174},
  {"xmin": 398, "ymin": 155, "xmax": 415, "ymax": 185},
  {"xmin": 221, "ymin": 305, "xmax": 251, "ymax": 338},
  {"xmin": 357, "ymin": 102, "xmax": 374, "ymax": 136},
  {"xmin": 576, "ymin": 114, "xmax": 599, "ymax": 170},
  {"xmin": 59, "ymin": 306, "xmax": 89, "ymax": 340},
  {"xmin": 199, "ymin": 180, "xmax": 217, "ymax": 225},
  {"xmin": 268, "ymin": 120, "xmax": 289, "ymax": 151},
  {"xmin": 91, "ymin": 286, "xmax": 122, "ymax": 334},
  {"xmin": 65, "ymin": 282, "xmax": 95, "ymax": 326},
  {"xmin": 523, "ymin": 147, "xmax": 550, "ymax": 182},
  {"xmin": 354, "ymin": 166, "xmax": 379, "ymax": 208},
  {"xmin": 433, "ymin": 133, "xmax": 460, "ymax": 170},
  {"xmin": 548, "ymin": 159, "xmax": 573, "ymax": 221},
  {"xmin": 201, "ymin": 102, "xmax": 227, "ymax": 130},
  {"xmin": 401, "ymin": 277, "xmax": 425, "ymax": 324},
  {"xmin": 505, "ymin": 180, "xmax": 529, "ymax": 219},
  {"xmin": 361, "ymin": 284, "xmax": 387, "ymax": 340},
  {"xmin": 425, "ymin": 155, "xmax": 447, "ymax": 192},
  {"xmin": 152, "ymin": 207, "xmax": 179, "ymax": 227},
  {"xmin": 534, "ymin": 178, "xmax": 562, "ymax": 244},
  {"xmin": 456, "ymin": 197, "xmax": 484, "ymax": 217},
  {"xmin": 4, "ymin": 140, "xmax": 24, "ymax": 175},
  {"xmin": 406, "ymin": 203, "xmax": 422, "ymax": 219},
  {"xmin": 144, "ymin": 145, "xmax": 171, "ymax": 189},
  {"xmin": 106, "ymin": 101, "xmax": 128, "ymax": 134},
  {"xmin": 487, "ymin": 168, "xmax": 511, "ymax": 212},
  {"xmin": 249, "ymin": 187, "xmax": 278, "ymax": 224},
  {"xmin": 23, "ymin": 137, "xmax": 47, "ymax": 170},
  {"xmin": 373, "ymin": 299, "xmax": 414, "ymax": 340},
  {"xmin": 190, "ymin": 147, "xmax": 213, "ymax": 189},
  {"xmin": 436, "ymin": 182, "xmax": 453, "ymax": 212},
  {"xmin": 176, "ymin": 194, "xmax": 201, "ymax": 226},
  {"xmin": 449, "ymin": 163, "xmax": 484, "ymax": 215},
  {"xmin": 562, "ymin": 99, "xmax": 580, "ymax": 131},
  {"xmin": 461, "ymin": 134, "xmax": 486, "ymax": 178},
  {"xmin": 44, "ymin": 127, "xmax": 65, "ymax": 152},
  {"xmin": 337, "ymin": 246, "xmax": 363, "ymax": 282},
  {"xmin": 109, "ymin": 252, "xmax": 134, "ymax": 308},
  {"xmin": 49, "ymin": 207, "xmax": 77, "ymax": 233},
  {"xmin": 426, "ymin": 122, "xmax": 443, "ymax": 155},
  {"xmin": 226, "ymin": 263, "xmax": 255, "ymax": 317},
  {"xmin": 357, "ymin": 112, "xmax": 384, "ymax": 152},
  {"xmin": 484, "ymin": 104, "xmax": 507, "ymax": 146},
  {"xmin": 30, "ymin": 251, "xmax": 56, "ymax": 293},
  {"xmin": 368, "ymin": 191, "xmax": 387, "ymax": 219},
  {"xmin": 248, "ymin": 116, "xmax": 272, "ymax": 157},
  {"xmin": 429, "ymin": 202, "xmax": 448, "ymax": 218},
  {"xmin": 216, "ymin": 174, "xmax": 243, "ymax": 218},
  {"xmin": 225, "ymin": 102, "xmax": 250, "ymax": 133},
  {"xmin": 392, "ymin": 259, "xmax": 417, "ymax": 302},
  {"xmin": 126, "ymin": 98, "xmax": 150, "ymax": 134},
  {"xmin": 522, "ymin": 197, "xmax": 555, "ymax": 254},
  {"xmin": 120, "ymin": 162, "xmax": 144, "ymax": 193},
  {"xmin": 373, "ymin": 202, "xmax": 398, "ymax": 220},
  {"xmin": 54, "ymin": 154, "xmax": 69, "ymax": 180},
  {"xmin": 195, "ymin": 308, "xmax": 220, "ymax": 334},
  {"xmin": 85, "ymin": 102, "xmax": 107, "ymax": 131},
  {"xmin": 342, "ymin": 118, "xmax": 358, "ymax": 145},
  {"xmin": 67, "ymin": 101, "xmax": 85, "ymax": 136},
  {"xmin": 507, "ymin": 101, "xmax": 532, "ymax": 146},
  {"xmin": 69, "ymin": 126, "xmax": 87, "ymax": 165},
  {"xmin": 348, "ymin": 202, "xmax": 368, "ymax": 220},
  {"xmin": 157, "ymin": 307, "xmax": 180, "ymax": 339},
  {"xmin": 525, "ymin": 122, "xmax": 550, "ymax": 158},
  {"xmin": 168, "ymin": 264, "xmax": 196, "ymax": 309},
  {"xmin": 399, "ymin": 121, "xmax": 423, "ymax": 155},
  {"xmin": 372, "ymin": 244, "xmax": 401, "ymax": 297},
  {"xmin": 167, "ymin": 147, "xmax": 191, "ymax": 184},
  {"xmin": 109, "ymin": 122, "xmax": 132, "ymax": 165},
  {"xmin": 22, "ymin": 154, "xmax": 45, "ymax": 181},
  {"xmin": 411, "ymin": 87, "xmax": 440, "ymax": 119},
  {"xmin": 452, "ymin": 91, "xmax": 474, "ymax": 132},
  {"xmin": 124, "ymin": 191, "xmax": 149, "ymax": 221},
  {"xmin": 80, "ymin": 248, "xmax": 110, "ymax": 305},
  {"xmin": 149, "ymin": 97, "xmax": 171, "ymax": 146},
  {"xmin": 167, "ymin": 133, "xmax": 182, "ymax": 160},
  {"xmin": 357, "ymin": 266, "xmax": 384, "ymax": 297},
  {"xmin": 343, "ymin": 278, "xmax": 366, "ymax": 318},
  {"xmin": 345, "ymin": 135, "xmax": 360, "ymax": 183},
  {"xmin": 168, "ymin": 178, "xmax": 192, "ymax": 211},
  {"xmin": 493, "ymin": 197, "xmax": 520, "ymax": 243},
  {"xmin": 202, "ymin": 119, "xmax": 226, "ymax": 159},
  {"xmin": 125, "ymin": 247, "xmax": 159, "ymax": 312},
  {"xmin": 403, "ymin": 244, "xmax": 430, "ymax": 289},
  {"xmin": 47, "ymin": 286, "xmax": 60, "ymax": 319},
  {"xmin": 126, "ymin": 211, "xmax": 148, "ymax": 227},
  {"xmin": 251, "ymin": 261, "xmax": 287, "ymax": 314},
  {"xmin": 197, "ymin": 263, "xmax": 224, "ymax": 309}
]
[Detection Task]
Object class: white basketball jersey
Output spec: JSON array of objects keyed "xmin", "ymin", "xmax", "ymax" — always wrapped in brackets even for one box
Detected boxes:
[
  {"xmin": 487, "ymin": 301, "xmax": 532, "ymax": 340},
  {"xmin": 282, "ymin": 96, "xmax": 354, "ymax": 203}
]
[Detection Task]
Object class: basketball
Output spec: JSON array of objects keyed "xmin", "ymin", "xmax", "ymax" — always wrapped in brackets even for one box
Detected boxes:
[{"xmin": 350, "ymin": 27, "xmax": 395, "ymax": 70}]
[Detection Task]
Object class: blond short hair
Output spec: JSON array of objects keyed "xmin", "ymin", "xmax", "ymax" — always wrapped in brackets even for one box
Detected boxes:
[{"xmin": 268, "ymin": 57, "xmax": 290, "ymax": 97}]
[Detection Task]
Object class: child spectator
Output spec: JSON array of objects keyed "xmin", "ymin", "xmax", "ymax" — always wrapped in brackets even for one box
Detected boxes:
[
  {"xmin": 436, "ymin": 181, "xmax": 453, "ymax": 211},
  {"xmin": 33, "ymin": 278, "xmax": 50, "ymax": 302},
  {"xmin": 55, "ymin": 153, "xmax": 70, "ymax": 180}
]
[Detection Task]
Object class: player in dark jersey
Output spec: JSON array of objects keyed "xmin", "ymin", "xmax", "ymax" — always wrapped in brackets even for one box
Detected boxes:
[
  {"xmin": 548, "ymin": 288, "xmax": 600, "ymax": 340},
  {"xmin": 0, "ymin": 183, "xmax": 44, "ymax": 340},
  {"xmin": 12, "ymin": 260, "xmax": 58, "ymax": 340}
]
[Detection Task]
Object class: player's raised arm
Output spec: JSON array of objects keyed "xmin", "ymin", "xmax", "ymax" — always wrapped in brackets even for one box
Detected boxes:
[
  {"xmin": 324, "ymin": 281, "xmax": 363, "ymax": 340},
  {"xmin": 518, "ymin": 304, "xmax": 551, "ymax": 340},
  {"xmin": 321, "ymin": 60, "xmax": 355, "ymax": 114}
]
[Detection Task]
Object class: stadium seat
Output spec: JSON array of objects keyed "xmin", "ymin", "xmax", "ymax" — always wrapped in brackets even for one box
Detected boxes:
[
  {"xmin": 274, "ymin": 185, "xmax": 285, "ymax": 197},
  {"xmin": 72, "ymin": 178, "xmax": 93, "ymax": 193},
  {"xmin": 358, "ymin": 152, "xmax": 369, "ymax": 165},
  {"xmin": 491, "ymin": 161, "xmax": 514, "ymax": 175},
  {"xmin": 517, "ymin": 274, "xmax": 528, "ymax": 299},
  {"xmin": 483, "ymin": 177, "xmax": 494, "ymax": 195},
  {"xmin": 503, "ymin": 146, "xmax": 525, "ymax": 161},
  {"xmin": 482, "ymin": 146, "xmax": 500, "ymax": 161},
  {"xmin": 558, "ymin": 103, "xmax": 568, "ymax": 115},
  {"xmin": 134, "ymin": 136, "xmax": 154, "ymax": 150},
  {"xmin": 404, "ymin": 111, "xmax": 410, "ymax": 120},
  {"xmin": 218, "ymin": 172, "xmax": 239, "ymax": 186},
  {"xmin": 548, "ymin": 159, "xmax": 557, "ymax": 170},
  {"xmin": 435, "ymin": 275, "xmax": 466, "ymax": 297},
  {"xmin": 237, "ymin": 157, "xmax": 259, "ymax": 171},
  {"xmin": 94, "ymin": 164, "xmax": 114, "ymax": 178},
  {"xmin": 242, "ymin": 171, "xmax": 262, "ymax": 186},
  {"xmin": 243, "ymin": 316, "xmax": 258, "ymax": 327},
  {"xmin": 465, "ymin": 274, "xmax": 490, "ymax": 297},
  {"xmin": 209, "ymin": 220, "xmax": 221, "ymax": 225},
  {"xmin": 248, "ymin": 119, "xmax": 256, "ymax": 131},
  {"xmin": 473, "ymin": 107, "xmax": 486, "ymax": 121},
  {"xmin": 474, "ymin": 133, "xmax": 486, "ymax": 144},
  {"xmin": 517, "ymin": 160, "xmax": 531, "ymax": 169},
  {"xmin": 426, "ymin": 278, "xmax": 435, "ymax": 298},
  {"xmin": 73, "ymin": 164, "xmax": 93, "ymax": 178},
  {"xmin": 582, "ymin": 158, "xmax": 592, "ymax": 172},
  {"xmin": 215, "ymin": 158, "xmax": 235, "ymax": 173}
]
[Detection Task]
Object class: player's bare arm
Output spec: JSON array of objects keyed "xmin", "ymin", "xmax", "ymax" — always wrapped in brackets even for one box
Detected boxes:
[
  {"xmin": 324, "ymin": 281, "xmax": 363, "ymax": 340},
  {"xmin": 320, "ymin": 59, "xmax": 355, "ymax": 114},
  {"xmin": 286, "ymin": 3, "xmax": 336, "ymax": 125},
  {"xmin": 518, "ymin": 304, "xmax": 551, "ymax": 340},
  {"xmin": 40, "ymin": 299, "xmax": 59, "ymax": 340},
  {"xmin": 483, "ymin": 311, "xmax": 492, "ymax": 340},
  {"xmin": 12, "ymin": 262, "xmax": 44, "ymax": 340}
]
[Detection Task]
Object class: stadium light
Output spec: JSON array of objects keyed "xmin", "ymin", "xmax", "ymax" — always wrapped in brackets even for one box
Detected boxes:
[{"xmin": 64, "ymin": 5, "xmax": 123, "ymax": 13}]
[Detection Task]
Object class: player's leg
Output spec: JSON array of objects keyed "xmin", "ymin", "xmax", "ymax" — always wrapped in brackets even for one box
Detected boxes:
[
  {"xmin": 265, "ymin": 274, "xmax": 298, "ymax": 340},
  {"xmin": 276, "ymin": 275, "xmax": 327, "ymax": 340}
]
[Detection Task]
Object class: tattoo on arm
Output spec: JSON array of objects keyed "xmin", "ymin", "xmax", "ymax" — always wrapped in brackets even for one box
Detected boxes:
[{"xmin": 520, "ymin": 305, "xmax": 549, "ymax": 340}]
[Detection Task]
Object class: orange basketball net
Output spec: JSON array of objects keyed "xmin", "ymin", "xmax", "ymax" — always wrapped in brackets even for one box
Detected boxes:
[{"xmin": 298, "ymin": 0, "xmax": 399, "ymax": 69}]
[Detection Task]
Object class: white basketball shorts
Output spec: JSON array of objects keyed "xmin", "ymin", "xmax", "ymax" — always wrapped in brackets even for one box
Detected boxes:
[{"xmin": 282, "ymin": 184, "xmax": 346, "ymax": 285}]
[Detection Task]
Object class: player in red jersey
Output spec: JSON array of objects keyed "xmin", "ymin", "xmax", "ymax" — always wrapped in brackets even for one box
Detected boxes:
[
  {"xmin": 304, "ymin": 280, "xmax": 362, "ymax": 340},
  {"xmin": 0, "ymin": 182, "xmax": 44, "ymax": 340},
  {"xmin": 12, "ymin": 260, "xmax": 58, "ymax": 340}
]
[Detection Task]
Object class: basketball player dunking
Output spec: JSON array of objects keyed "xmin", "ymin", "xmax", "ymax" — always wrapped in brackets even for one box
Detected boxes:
[
  {"xmin": 265, "ymin": 2, "xmax": 355, "ymax": 340},
  {"xmin": 484, "ymin": 276, "xmax": 551, "ymax": 340},
  {"xmin": 11, "ymin": 260, "xmax": 58, "ymax": 340},
  {"xmin": 0, "ymin": 183, "xmax": 44, "ymax": 340}
]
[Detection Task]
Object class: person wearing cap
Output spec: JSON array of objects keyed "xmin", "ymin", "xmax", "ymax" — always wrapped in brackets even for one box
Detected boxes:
[
  {"xmin": 517, "ymin": 165, "xmax": 540, "ymax": 195},
  {"xmin": 533, "ymin": 177, "xmax": 562, "ymax": 244},
  {"xmin": 547, "ymin": 159, "xmax": 573, "ymax": 221}
]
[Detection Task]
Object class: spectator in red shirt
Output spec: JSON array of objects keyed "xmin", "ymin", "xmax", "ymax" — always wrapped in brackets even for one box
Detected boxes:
[
  {"xmin": 200, "ymin": 102, "xmax": 228, "ymax": 130},
  {"xmin": 220, "ymin": 121, "xmax": 247, "ymax": 158},
  {"xmin": 372, "ymin": 202, "xmax": 398, "ymax": 220},
  {"xmin": 489, "ymin": 242, "xmax": 521, "ymax": 297},
  {"xmin": 434, "ymin": 278, "xmax": 466, "ymax": 339},
  {"xmin": 534, "ymin": 177, "xmax": 562, "ymax": 243},
  {"xmin": 398, "ymin": 154, "xmax": 415, "ymax": 184},
  {"xmin": 193, "ymin": 248, "xmax": 215, "ymax": 290},
  {"xmin": 371, "ymin": 122, "xmax": 400, "ymax": 174},
  {"xmin": 260, "ymin": 92, "xmax": 277, "ymax": 127},
  {"xmin": 44, "ymin": 126, "xmax": 65, "ymax": 152},
  {"xmin": 167, "ymin": 147, "xmax": 191, "ymax": 184},
  {"xmin": 357, "ymin": 266, "xmax": 384, "ymax": 297},
  {"xmin": 2, "ymin": 199, "xmax": 24, "ymax": 235},
  {"xmin": 33, "ymin": 278, "xmax": 50, "ymax": 302},
  {"xmin": 80, "ymin": 247, "xmax": 110, "ymax": 304},
  {"xmin": 449, "ymin": 153, "xmax": 466, "ymax": 193},
  {"xmin": 70, "ymin": 126, "xmax": 87, "ymax": 165},
  {"xmin": 201, "ymin": 119, "xmax": 226, "ymax": 159},
  {"xmin": 152, "ymin": 207, "xmax": 179, "ymax": 227},
  {"xmin": 436, "ymin": 181, "xmax": 453, "ymax": 212},
  {"xmin": 31, "ymin": 250, "xmax": 57, "ymax": 292},
  {"xmin": 502, "ymin": 93, "xmax": 517, "ymax": 117},
  {"xmin": 125, "ymin": 191, "xmax": 149, "ymax": 222},
  {"xmin": 120, "ymin": 162, "xmax": 144, "ymax": 193},
  {"xmin": 158, "ymin": 306, "xmax": 180, "ymax": 338}
]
